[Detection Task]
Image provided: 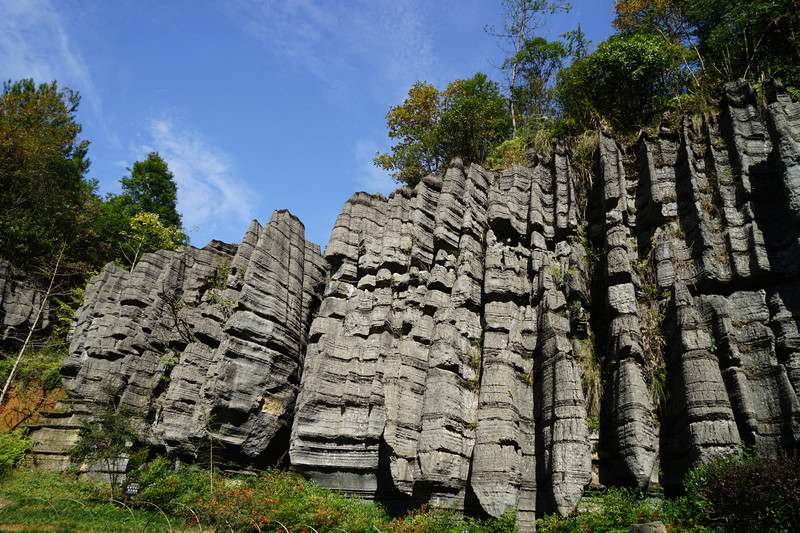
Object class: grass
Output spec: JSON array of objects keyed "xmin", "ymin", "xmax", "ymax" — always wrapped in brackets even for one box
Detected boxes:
[
  {"xmin": 0, "ymin": 463, "xmax": 519, "ymax": 533},
  {"xmin": 0, "ymin": 471, "xmax": 186, "ymax": 532}
]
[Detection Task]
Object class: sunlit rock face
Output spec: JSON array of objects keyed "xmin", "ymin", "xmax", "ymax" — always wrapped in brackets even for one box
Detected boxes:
[
  {"xmin": 61, "ymin": 210, "xmax": 328, "ymax": 463},
  {"xmin": 56, "ymin": 81, "xmax": 800, "ymax": 531}
]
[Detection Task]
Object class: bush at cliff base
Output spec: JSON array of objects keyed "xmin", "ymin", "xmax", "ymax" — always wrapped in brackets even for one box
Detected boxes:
[
  {"xmin": 131, "ymin": 457, "xmax": 518, "ymax": 533},
  {"xmin": 537, "ymin": 450, "xmax": 800, "ymax": 532},
  {"xmin": 0, "ymin": 430, "xmax": 30, "ymax": 479},
  {"xmin": 680, "ymin": 450, "xmax": 800, "ymax": 532}
]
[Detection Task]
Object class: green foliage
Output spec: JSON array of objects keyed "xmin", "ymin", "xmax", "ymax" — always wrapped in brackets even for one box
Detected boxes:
[
  {"xmin": 53, "ymin": 274, "xmax": 91, "ymax": 340},
  {"xmin": 0, "ymin": 470, "xmax": 181, "ymax": 532},
  {"xmin": 129, "ymin": 457, "xmax": 213, "ymax": 514},
  {"xmin": 686, "ymin": 0, "xmax": 800, "ymax": 87},
  {"xmin": 487, "ymin": 136, "xmax": 528, "ymax": 168},
  {"xmin": 374, "ymin": 81, "xmax": 446, "ymax": 186},
  {"xmin": 537, "ymin": 488, "xmax": 660, "ymax": 532},
  {"xmin": 682, "ymin": 450, "xmax": 800, "ymax": 532},
  {"xmin": 0, "ymin": 79, "xmax": 93, "ymax": 269},
  {"xmin": 116, "ymin": 152, "xmax": 183, "ymax": 229},
  {"xmin": 438, "ymin": 73, "xmax": 512, "ymax": 168},
  {"xmin": 70, "ymin": 399, "xmax": 147, "ymax": 499},
  {"xmin": 556, "ymin": 32, "xmax": 686, "ymax": 133},
  {"xmin": 546, "ymin": 257, "xmax": 576, "ymax": 289},
  {"xmin": 509, "ymin": 37, "xmax": 569, "ymax": 126},
  {"xmin": 375, "ymin": 73, "xmax": 511, "ymax": 186},
  {"xmin": 390, "ymin": 504, "xmax": 517, "ymax": 533},
  {"xmin": 119, "ymin": 212, "xmax": 186, "ymax": 269},
  {"xmin": 486, "ymin": 0, "xmax": 572, "ymax": 137},
  {"xmin": 124, "ymin": 458, "xmax": 519, "ymax": 533},
  {"xmin": 614, "ymin": 0, "xmax": 800, "ymax": 89},
  {"xmin": 197, "ymin": 468, "xmax": 390, "ymax": 533},
  {"xmin": 0, "ymin": 346, "xmax": 64, "ymax": 396},
  {"xmin": 0, "ymin": 429, "xmax": 31, "ymax": 479},
  {"xmin": 0, "ymin": 80, "xmax": 187, "ymax": 279}
]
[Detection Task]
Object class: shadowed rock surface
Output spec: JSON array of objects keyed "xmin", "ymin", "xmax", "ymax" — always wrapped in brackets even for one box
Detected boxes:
[
  {"xmin": 0, "ymin": 260, "xmax": 53, "ymax": 344},
  {"xmin": 18, "ymin": 81, "xmax": 800, "ymax": 531}
]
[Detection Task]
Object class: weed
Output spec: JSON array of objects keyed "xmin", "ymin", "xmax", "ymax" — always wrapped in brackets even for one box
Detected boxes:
[
  {"xmin": 466, "ymin": 374, "xmax": 481, "ymax": 391},
  {"xmin": 576, "ymin": 337, "xmax": 602, "ymax": 418},
  {"xmin": 547, "ymin": 258, "xmax": 577, "ymax": 290},
  {"xmin": 568, "ymin": 220, "xmax": 601, "ymax": 271}
]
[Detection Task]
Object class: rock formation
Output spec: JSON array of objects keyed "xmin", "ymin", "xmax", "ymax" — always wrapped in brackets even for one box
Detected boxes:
[
  {"xmin": 60, "ymin": 210, "xmax": 327, "ymax": 462},
  {"xmin": 0, "ymin": 260, "xmax": 53, "ymax": 344},
  {"xmin": 25, "ymin": 81, "xmax": 800, "ymax": 529}
]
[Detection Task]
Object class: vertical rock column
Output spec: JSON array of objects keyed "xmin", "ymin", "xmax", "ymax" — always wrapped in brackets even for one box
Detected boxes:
[
  {"xmin": 471, "ymin": 165, "xmax": 537, "ymax": 522},
  {"xmin": 531, "ymin": 151, "xmax": 591, "ymax": 514},
  {"xmin": 596, "ymin": 133, "xmax": 657, "ymax": 489}
]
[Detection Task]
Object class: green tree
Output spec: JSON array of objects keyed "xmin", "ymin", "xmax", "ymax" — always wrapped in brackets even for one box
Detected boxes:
[
  {"xmin": 437, "ymin": 73, "xmax": 511, "ymax": 167},
  {"xmin": 116, "ymin": 152, "xmax": 183, "ymax": 229},
  {"xmin": 373, "ymin": 81, "xmax": 445, "ymax": 186},
  {"xmin": 686, "ymin": 0, "xmax": 800, "ymax": 87},
  {"xmin": 556, "ymin": 32, "xmax": 685, "ymax": 132},
  {"xmin": 509, "ymin": 37, "xmax": 569, "ymax": 126},
  {"xmin": 613, "ymin": 0, "xmax": 800, "ymax": 89},
  {"xmin": 374, "ymin": 74, "xmax": 511, "ymax": 186},
  {"xmin": 0, "ymin": 430, "xmax": 31, "ymax": 479},
  {"xmin": 0, "ymin": 79, "xmax": 92, "ymax": 268},
  {"xmin": 486, "ymin": 0, "xmax": 572, "ymax": 137},
  {"xmin": 120, "ymin": 212, "xmax": 186, "ymax": 269},
  {"xmin": 70, "ymin": 398, "xmax": 146, "ymax": 499}
]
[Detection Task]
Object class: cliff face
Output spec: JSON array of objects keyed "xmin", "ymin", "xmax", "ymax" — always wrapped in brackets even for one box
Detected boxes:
[
  {"xmin": 61, "ymin": 210, "xmax": 328, "ymax": 461},
  {"xmin": 47, "ymin": 81, "xmax": 800, "ymax": 524}
]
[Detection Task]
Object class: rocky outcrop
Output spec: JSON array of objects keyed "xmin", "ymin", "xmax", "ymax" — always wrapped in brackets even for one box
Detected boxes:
[
  {"xmin": 60, "ymin": 210, "xmax": 327, "ymax": 461},
  {"xmin": 46, "ymin": 81, "xmax": 800, "ymax": 530},
  {"xmin": 0, "ymin": 260, "xmax": 53, "ymax": 345},
  {"xmin": 290, "ymin": 155, "xmax": 592, "ymax": 522}
]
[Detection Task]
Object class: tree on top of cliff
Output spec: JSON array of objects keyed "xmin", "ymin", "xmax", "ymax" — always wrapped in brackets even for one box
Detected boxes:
[
  {"xmin": 98, "ymin": 152, "xmax": 188, "ymax": 267},
  {"xmin": 555, "ymin": 32, "xmax": 686, "ymax": 133},
  {"xmin": 373, "ymin": 81, "xmax": 445, "ymax": 187},
  {"xmin": 116, "ymin": 152, "xmax": 183, "ymax": 230},
  {"xmin": 612, "ymin": 0, "xmax": 800, "ymax": 89},
  {"xmin": 486, "ymin": 0, "xmax": 572, "ymax": 137},
  {"xmin": 374, "ymin": 73, "xmax": 511, "ymax": 187},
  {"xmin": 438, "ymin": 73, "xmax": 511, "ymax": 168}
]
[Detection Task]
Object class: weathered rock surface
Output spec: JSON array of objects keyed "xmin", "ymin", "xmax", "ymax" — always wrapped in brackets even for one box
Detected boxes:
[
  {"xmin": 0, "ymin": 260, "xmax": 53, "ymax": 345},
  {"xmin": 60, "ymin": 210, "xmax": 327, "ymax": 461},
  {"xmin": 37, "ymin": 81, "xmax": 800, "ymax": 531}
]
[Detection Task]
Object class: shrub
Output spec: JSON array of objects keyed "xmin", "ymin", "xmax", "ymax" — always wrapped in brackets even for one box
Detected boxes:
[
  {"xmin": 195, "ymin": 468, "xmax": 391, "ymax": 533},
  {"xmin": 388, "ymin": 504, "xmax": 517, "ymax": 533},
  {"xmin": 536, "ymin": 488, "xmax": 660, "ymax": 532},
  {"xmin": 684, "ymin": 450, "xmax": 800, "ymax": 532},
  {"xmin": 556, "ymin": 32, "xmax": 685, "ymax": 133},
  {"xmin": 0, "ymin": 429, "xmax": 31, "ymax": 479},
  {"xmin": 132, "ymin": 457, "xmax": 213, "ymax": 514}
]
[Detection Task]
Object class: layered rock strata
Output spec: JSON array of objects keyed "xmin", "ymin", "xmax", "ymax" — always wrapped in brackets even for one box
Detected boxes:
[
  {"xmin": 60, "ymin": 210, "xmax": 327, "ymax": 460},
  {"xmin": 46, "ymin": 81, "xmax": 800, "ymax": 531},
  {"xmin": 290, "ymin": 155, "xmax": 592, "ymax": 524},
  {"xmin": 0, "ymin": 260, "xmax": 53, "ymax": 345}
]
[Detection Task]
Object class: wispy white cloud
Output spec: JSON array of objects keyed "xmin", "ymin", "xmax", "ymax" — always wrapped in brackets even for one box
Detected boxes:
[
  {"xmin": 353, "ymin": 139, "xmax": 396, "ymax": 194},
  {"xmin": 142, "ymin": 118, "xmax": 257, "ymax": 245},
  {"xmin": 225, "ymin": 0, "xmax": 437, "ymax": 105},
  {"xmin": 0, "ymin": 0, "xmax": 110, "ymax": 141}
]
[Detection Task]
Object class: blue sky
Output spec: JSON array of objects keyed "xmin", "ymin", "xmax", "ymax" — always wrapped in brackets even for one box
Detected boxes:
[{"xmin": 2, "ymin": 0, "xmax": 614, "ymax": 249}]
